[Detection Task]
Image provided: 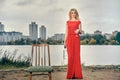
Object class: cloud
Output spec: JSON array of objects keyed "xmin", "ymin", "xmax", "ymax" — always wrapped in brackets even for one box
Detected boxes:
[
  {"xmin": 0, "ymin": 0, "xmax": 6, "ymax": 8},
  {"xmin": 0, "ymin": 0, "xmax": 5, "ymax": 4},
  {"xmin": 16, "ymin": 0, "xmax": 58, "ymax": 7},
  {"xmin": 16, "ymin": 0, "xmax": 34, "ymax": 6}
]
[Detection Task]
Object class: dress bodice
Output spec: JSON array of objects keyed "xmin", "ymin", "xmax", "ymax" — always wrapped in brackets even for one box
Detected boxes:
[{"xmin": 67, "ymin": 20, "xmax": 81, "ymax": 35}]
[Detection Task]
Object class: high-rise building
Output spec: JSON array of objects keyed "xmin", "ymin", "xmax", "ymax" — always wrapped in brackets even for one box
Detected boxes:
[
  {"xmin": 40, "ymin": 25, "xmax": 46, "ymax": 40},
  {"xmin": 0, "ymin": 22, "xmax": 4, "ymax": 32},
  {"xmin": 29, "ymin": 22, "xmax": 38, "ymax": 40}
]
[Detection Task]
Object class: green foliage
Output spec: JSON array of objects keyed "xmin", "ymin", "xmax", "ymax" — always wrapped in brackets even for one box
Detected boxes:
[
  {"xmin": 6, "ymin": 37, "xmax": 64, "ymax": 45},
  {"xmin": 99, "ymin": 38, "xmax": 105, "ymax": 44},
  {"xmin": 80, "ymin": 39, "xmax": 89, "ymax": 45},
  {"xmin": 109, "ymin": 40, "xmax": 117, "ymax": 45},
  {"xmin": 26, "ymin": 38, "xmax": 33, "ymax": 44},
  {"xmin": 104, "ymin": 41, "xmax": 109, "ymax": 45},
  {"xmin": 80, "ymin": 40, "xmax": 87, "ymax": 45},
  {"xmin": 110, "ymin": 34, "xmax": 115, "ymax": 40},
  {"xmin": 88, "ymin": 38, "xmax": 96, "ymax": 45},
  {"xmin": 4, "ymin": 32, "xmax": 120, "ymax": 45},
  {"xmin": 116, "ymin": 32, "xmax": 120, "ymax": 44},
  {"xmin": 15, "ymin": 38, "xmax": 25, "ymax": 45},
  {"xmin": 0, "ymin": 49, "xmax": 30, "ymax": 69},
  {"xmin": 80, "ymin": 34, "xmax": 91, "ymax": 40},
  {"xmin": 80, "ymin": 33, "xmax": 120, "ymax": 45},
  {"xmin": 92, "ymin": 34, "xmax": 104, "ymax": 44}
]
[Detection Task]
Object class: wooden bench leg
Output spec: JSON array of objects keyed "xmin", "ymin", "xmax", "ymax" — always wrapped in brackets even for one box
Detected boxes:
[
  {"xmin": 48, "ymin": 72, "xmax": 52, "ymax": 80},
  {"xmin": 30, "ymin": 72, "xmax": 32, "ymax": 80}
]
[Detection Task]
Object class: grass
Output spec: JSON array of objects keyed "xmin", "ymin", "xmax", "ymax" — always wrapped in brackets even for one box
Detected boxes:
[{"xmin": 0, "ymin": 48, "xmax": 30, "ymax": 69}]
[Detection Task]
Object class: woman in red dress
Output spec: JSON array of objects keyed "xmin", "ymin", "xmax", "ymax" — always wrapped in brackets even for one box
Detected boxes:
[{"xmin": 64, "ymin": 8, "xmax": 83, "ymax": 79}]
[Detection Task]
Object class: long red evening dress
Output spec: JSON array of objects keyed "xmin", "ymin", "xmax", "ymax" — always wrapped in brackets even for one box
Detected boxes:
[{"xmin": 66, "ymin": 20, "xmax": 83, "ymax": 79}]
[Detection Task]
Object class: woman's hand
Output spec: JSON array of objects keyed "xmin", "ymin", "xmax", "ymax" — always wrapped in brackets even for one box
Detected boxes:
[
  {"xmin": 64, "ymin": 45, "xmax": 66, "ymax": 48},
  {"xmin": 64, "ymin": 42, "xmax": 66, "ymax": 48},
  {"xmin": 75, "ymin": 29, "xmax": 81, "ymax": 34}
]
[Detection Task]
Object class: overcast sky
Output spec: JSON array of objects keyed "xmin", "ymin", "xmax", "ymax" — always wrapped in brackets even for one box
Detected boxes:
[{"xmin": 0, "ymin": 0, "xmax": 120, "ymax": 37}]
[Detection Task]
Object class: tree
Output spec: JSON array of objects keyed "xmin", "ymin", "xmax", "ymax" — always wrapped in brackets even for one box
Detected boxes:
[
  {"xmin": 80, "ymin": 39, "xmax": 87, "ymax": 45},
  {"xmin": 104, "ymin": 41, "xmax": 109, "ymax": 45},
  {"xmin": 109, "ymin": 40, "xmax": 116, "ymax": 45},
  {"xmin": 110, "ymin": 34, "xmax": 115, "ymax": 40},
  {"xmin": 80, "ymin": 34, "xmax": 91, "ymax": 40},
  {"xmin": 88, "ymin": 38, "xmax": 96, "ymax": 45},
  {"xmin": 16, "ymin": 38, "xmax": 25, "ymax": 45},
  {"xmin": 26, "ymin": 38, "xmax": 32, "ymax": 45},
  {"xmin": 92, "ymin": 34, "xmax": 104, "ymax": 44},
  {"xmin": 115, "ymin": 32, "xmax": 120, "ymax": 44},
  {"xmin": 81, "ymin": 39, "xmax": 89, "ymax": 45},
  {"xmin": 99, "ymin": 38, "xmax": 105, "ymax": 45}
]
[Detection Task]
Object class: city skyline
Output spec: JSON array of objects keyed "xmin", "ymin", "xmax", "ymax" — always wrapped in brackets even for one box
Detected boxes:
[
  {"xmin": 0, "ymin": 21, "xmax": 119, "ymax": 37},
  {"xmin": 0, "ymin": 0, "xmax": 120, "ymax": 37},
  {"xmin": 0, "ymin": 21, "xmax": 119, "ymax": 44}
]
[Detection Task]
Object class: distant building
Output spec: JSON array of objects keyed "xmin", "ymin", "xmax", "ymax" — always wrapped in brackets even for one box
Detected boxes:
[
  {"xmin": 94, "ymin": 30, "xmax": 102, "ymax": 35},
  {"xmin": 50, "ymin": 33, "xmax": 65, "ymax": 41},
  {"xmin": 29, "ymin": 22, "xmax": 38, "ymax": 40},
  {"xmin": 104, "ymin": 33, "xmax": 111, "ymax": 40},
  {"xmin": 40, "ymin": 25, "xmax": 46, "ymax": 40},
  {"xmin": 112, "ymin": 30, "xmax": 118, "ymax": 36},
  {"xmin": 0, "ymin": 22, "xmax": 4, "ymax": 32},
  {"xmin": 0, "ymin": 31, "xmax": 22, "ymax": 44},
  {"xmin": 22, "ymin": 35, "xmax": 30, "ymax": 40}
]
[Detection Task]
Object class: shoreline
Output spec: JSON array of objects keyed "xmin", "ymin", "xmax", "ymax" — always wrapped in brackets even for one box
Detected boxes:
[
  {"xmin": 0, "ymin": 65, "xmax": 120, "ymax": 80},
  {"xmin": 0, "ymin": 65, "xmax": 120, "ymax": 71}
]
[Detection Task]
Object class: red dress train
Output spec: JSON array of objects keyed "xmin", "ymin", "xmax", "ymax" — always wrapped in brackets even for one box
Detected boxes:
[{"xmin": 66, "ymin": 20, "xmax": 83, "ymax": 79}]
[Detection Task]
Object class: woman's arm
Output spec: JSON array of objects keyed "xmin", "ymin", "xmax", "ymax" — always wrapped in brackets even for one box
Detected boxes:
[
  {"xmin": 64, "ymin": 24, "xmax": 68, "ymax": 48},
  {"xmin": 79, "ymin": 23, "xmax": 82, "ymax": 33},
  {"xmin": 75, "ymin": 22, "xmax": 82, "ymax": 34}
]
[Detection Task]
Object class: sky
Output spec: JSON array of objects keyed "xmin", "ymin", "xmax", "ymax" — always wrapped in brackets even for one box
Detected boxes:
[{"xmin": 0, "ymin": 0, "xmax": 120, "ymax": 37}]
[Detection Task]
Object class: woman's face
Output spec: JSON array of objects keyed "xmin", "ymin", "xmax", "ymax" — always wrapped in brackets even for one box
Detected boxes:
[{"xmin": 71, "ymin": 10, "xmax": 76, "ymax": 19}]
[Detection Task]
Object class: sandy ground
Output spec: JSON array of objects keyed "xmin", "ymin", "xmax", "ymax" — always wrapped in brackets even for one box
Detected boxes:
[{"xmin": 0, "ymin": 66, "xmax": 120, "ymax": 80}]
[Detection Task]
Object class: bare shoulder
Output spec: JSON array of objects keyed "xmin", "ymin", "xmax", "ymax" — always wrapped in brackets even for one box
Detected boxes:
[{"xmin": 66, "ymin": 20, "xmax": 70, "ymax": 23}]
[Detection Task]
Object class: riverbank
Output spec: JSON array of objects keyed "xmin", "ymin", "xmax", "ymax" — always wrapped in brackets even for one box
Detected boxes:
[
  {"xmin": 0, "ymin": 65, "xmax": 120, "ymax": 80},
  {"xmin": 1, "ymin": 45, "xmax": 120, "ymax": 66}
]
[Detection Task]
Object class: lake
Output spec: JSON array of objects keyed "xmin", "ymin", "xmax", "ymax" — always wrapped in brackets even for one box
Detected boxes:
[{"xmin": 0, "ymin": 45, "xmax": 120, "ymax": 66}]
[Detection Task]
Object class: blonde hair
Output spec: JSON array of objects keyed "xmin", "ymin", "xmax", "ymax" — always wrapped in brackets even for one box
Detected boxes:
[{"xmin": 69, "ymin": 8, "xmax": 79, "ymax": 20}]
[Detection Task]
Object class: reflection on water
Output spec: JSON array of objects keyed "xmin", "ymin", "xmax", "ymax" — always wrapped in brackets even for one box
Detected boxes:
[{"xmin": 0, "ymin": 45, "xmax": 120, "ymax": 66}]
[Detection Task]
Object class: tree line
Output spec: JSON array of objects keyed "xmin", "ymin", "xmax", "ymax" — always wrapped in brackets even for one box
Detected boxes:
[
  {"xmin": 7, "ymin": 38, "xmax": 63, "ymax": 45},
  {"xmin": 7, "ymin": 32, "xmax": 120, "ymax": 45},
  {"xmin": 80, "ymin": 32, "xmax": 120, "ymax": 45}
]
